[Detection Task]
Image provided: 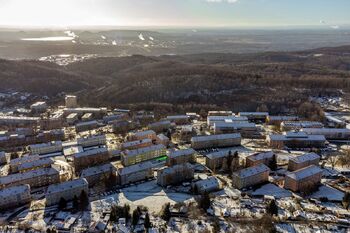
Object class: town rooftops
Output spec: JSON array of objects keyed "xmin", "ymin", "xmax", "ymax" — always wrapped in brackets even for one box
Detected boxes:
[
  {"xmin": 124, "ymin": 144, "xmax": 166, "ymax": 157},
  {"xmin": 76, "ymin": 120, "xmax": 98, "ymax": 127},
  {"xmin": 168, "ymin": 148, "xmax": 196, "ymax": 159},
  {"xmin": 238, "ymin": 112, "xmax": 269, "ymax": 116},
  {"xmin": 289, "ymin": 152, "xmax": 320, "ymax": 164},
  {"xmin": 213, "ymin": 122, "xmax": 256, "ymax": 128},
  {"xmin": 122, "ymin": 139, "xmax": 152, "ymax": 148},
  {"xmin": 133, "ymin": 130, "xmax": 156, "ymax": 137},
  {"xmin": 74, "ymin": 147, "xmax": 108, "ymax": 159},
  {"xmin": 206, "ymin": 150, "xmax": 236, "ymax": 160},
  {"xmin": 191, "ymin": 133, "xmax": 241, "ymax": 142},
  {"xmin": 302, "ymin": 128, "xmax": 350, "ymax": 134},
  {"xmin": 29, "ymin": 141, "xmax": 62, "ymax": 150},
  {"xmin": 46, "ymin": 178, "xmax": 88, "ymax": 195},
  {"xmin": 0, "ymin": 167, "xmax": 59, "ymax": 186},
  {"xmin": 18, "ymin": 157, "xmax": 54, "ymax": 171},
  {"xmin": 286, "ymin": 165, "xmax": 323, "ymax": 180},
  {"xmin": 247, "ymin": 151, "xmax": 274, "ymax": 162},
  {"xmin": 269, "ymin": 132, "xmax": 326, "ymax": 141},
  {"xmin": 118, "ymin": 161, "xmax": 154, "ymax": 176},
  {"xmin": 234, "ymin": 164, "xmax": 270, "ymax": 179},
  {"xmin": 81, "ymin": 163, "xmax": 113, "ymax": 178},
  {"xmin": 0, "ymin": 184, "xmax": 30, "ymax": 197}
]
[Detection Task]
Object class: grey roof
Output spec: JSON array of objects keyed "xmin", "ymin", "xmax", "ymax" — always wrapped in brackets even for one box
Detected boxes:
[
  {"xmin": 289, "ymin": 152, "xmax": 320, "ymax": 164},
  {"xmin": 195, "ymin": 176, "xmax": 220, "ymax": 189},
  {"xmin": 122, "ymin": 139, "xmax": 152, "ymax": 148},
  {"xmin": 18, "ymin": 158, "xmax": 54, "ymax": 171},
  {"xmin": 29, "ymin": 141, "xmax": 62, "ymax": 150},
  {"xmin": 159, "ymin": 163, "xmax": 193, "ymax": 175},
  {"xmin": 81, "ymin": 163, "xmax": 113, "ymax": 177},
  {"xmin": 206, "ymin": 150, "xmax": 236, "ymax": 159},
  {"xmin": 269, "ymin": 132, "xmax": 326, "ymax": 141},
  {"xmin": 213, "ymin": 122, "xmax": 256, "ymax": 129},
  {"xmin": 124, "ymin": 144, "xmax": 165, "ymax": 157},
  {"xmin": 118, "ymin": 161, "xmax": 154, "ymax": 176},
  {"xmin": 168, "ymin": 148, "xmax": 196, "ymax": 159},
  {"xmin": 0, "ymin": 167, "xmax": 59, "ymax": 185},
  {"xmin": 46, "ymin": 178, "xmax": 88, "ymax": 195},
  {"xmin": 208, "ymin": 116, "xmax": 248, "ymax": 122},
  {"xmin": 247, "ymin": 151, "xmax": 274, "ymax": 161},
  {"xmin": 191, "ymin": 133, "xmax": 241, "ymax": 143},
  {"xmin": 239, "ymin": 112, "xmax": 269, "ymax": 116},
  {"xmin": 0, "ymin": 184, "xmax": 30, "ymax": 197},
  {"xmin": 74, "ymin": 147, "xmax": 108, "ymax": 159},
  {"xmin": 268, "ymin": 116, "xmax": 299, "ymax": 121},
  {"xmin": 9, "ymin": 155, "xmax": 40, "ymax": 166},
  {"xmin": 166, "ymin": 115, "xmax": 189, "ymax": 120},
  {"xmin": 282, "ymin": 121, "xmax": 324, "ymax": 128},
  {"xmin": 149, "ymin": 120, "xmax": 171, "ymax": 127},
  {"xmin": 286, "ymin": 165, "xmax": 323, "ymax": 180},
  {"xmin": 134, "ymin": 130, "xmax": 156, "ymax": 137},
  {"xmin": 234, "ymin": 164, "xmax": 270, "ymax": 178},
  {"xmin": 76, "ymin": 120, "xmax": 98, "ymax": 127},
  {"xmin": 302, "ymin": 128, "xmax": 350, "ymax": 134}
]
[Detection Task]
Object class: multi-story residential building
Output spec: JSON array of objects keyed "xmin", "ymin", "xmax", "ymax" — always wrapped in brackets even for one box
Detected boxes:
[
  {"xmin": 17, "ymin": 157, "xmax": 54, "ymax": 173},
  {"xmin": 238, "ymin": 112, "xmax": 269, "ymax": 122},
  {"xmin": 157, "ymin": 163, "xmax": 194, "ymax": 187},
  {"xmin": 301, "ymin": 128, "xmax": 350, "ymax": 140},
  {"xmin": 267, "ymin": 132, "xmax": 326, "ymax": 149},
  {"xmin": 80, "ymin": 163, "xmax": 115, "ymax": 187},
  {"xmin": 28, "ymin": 141, "xmax": 63, "ymax": 155},
  {"xmin": 65, "ymin": 95, "xmax": 78, "ymax": 108},
  {"xmin": 73, "ymin": 148, "xmax": 110, "ymax": 172},
  {"xmin": 45, "ymin": 178, "xmax": 89, "ymax": 206},
  {"xmin": 205, "ymin": 150, "xmax": 238, "ymax": 170},
  {"xmin": 208, "ymin": 111, "xmax": 233, "ymax": 116},
  {"xmin": 75, "ymin": 120, "xmax": 98, "ymax": 133},
  {"xmin": 122, "ymin": 144, "xmax": 167, "ymax": 166},
  {"xmin": 193, "ymin": 177, "xmax": 221, "ymax": 194},
  {"xmin": 77, "ymin": 135, "xmax": 107, "ymax": 148},
  {"xmin": 266, "ymin": 116, "xmax": 299, "ymax": 126},
  {"xmin": 30, "ymin": 101, "xmax": 47, "ymax": 113},
  {"xmin": 281, "ymin": 121, "xmax": 324, "ymax": 131},
  {"xmin": 284, "ymin": 165, "xmax": 323, "ymax": 192},
  {"xmin": 207, "ymin": 116, "xmax": 248, "ymax": 127},
  {"xmin": 63, "ymin": 107, "xmax": 108, "ymax": 117},
  {"xmin": 66, "ymin": 113, "xmax": 79, "ymax": 124},
  {"xmin": 212, "ymin": 122, "xmax": 258, "ymax": 138},
  {"xmin": 288, "ymin": 152, "xmax": 320, "ymax": 171},
  {"xmin": 9, "ymin": 155, "xmax": 41, "ymax": 173},
  {"xmin": 0, "ymin": 115, "xmax": 40, "ymax": 127},
  {"xmin": 246, "ymin": 151, "xmax": 274, "ymax": 167},
  {"xmin": 118, "ymin": 161, "xmax": 154, "ymax": 185},
  {"xmin": 166, "ymin": 115, "xmax": 190, "ymax": 125},
  {"xmin": 121, "ymin": 139, "xmax": 153, "ymax": 150},
  {"xmin": 148, "ymin": 120, "xmax": 171, "ymax": 133},
  {"xmin": 0, "ymin": 185, "xmax": 31, "ymax": 210},
  {"xmin": 0, "ymin": 167, "xmax": 60, "ymax": 189},
  {"xmin": 128, "ymin": 130, "xmax": 157, "ymax": 141},
  {"xmin": 166, "ymin": 148, "xmax": 196, "ymax": 166},
  {"xmin": 191, "ymin": 133, "xmax": 241, "ymax": 150},
  {"xmin": 156, "ymin": 134, "xmax": 170, "ymax": 147},
  {"xmin": 232, "ymin": 164, "xmax": 270, "ymax": 189}
]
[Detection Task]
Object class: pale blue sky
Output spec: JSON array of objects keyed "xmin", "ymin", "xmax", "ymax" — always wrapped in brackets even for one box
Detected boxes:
[{"xmin": 0, "ymin": 0, "xmax": 349, "ymax": 27}]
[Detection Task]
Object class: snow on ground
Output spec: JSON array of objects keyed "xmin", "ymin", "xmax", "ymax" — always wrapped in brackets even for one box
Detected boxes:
[
  {"xmin": 252, "ymin": 183, "xmax": 292, "ymax": 199},
  {"xmin": 310, "ymin": 185, "xmax": 345, "ymax": 201}
]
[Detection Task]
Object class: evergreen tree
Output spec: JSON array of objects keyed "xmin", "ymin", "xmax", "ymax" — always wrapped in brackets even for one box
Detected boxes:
[
  {"xmin": 79, "ymin": 190, "xmax": 89, "ymax": 210},
  {"xmin": 268, "ymin": 154, "xmax": 278, "ymax": 171},
  {"xmin": 72, "ymin": 195, "xmax": 79, "ymax": 212},
  {"xmin": 144, "ymin": 212, "xmax": 151, "ymax": 229},
  {"xmin": 161, "ymin": 203, "xmax": 171, "ymax": 222},
  {"xmin": 267, "ymin": 200, "xmax": 278, "ymax": 216},
  {"xmin": 342, "ymin": 192, "xmax": 350, "ymax": 209},
  {"xmin": 58, "ymin": 197, "xmax": 67, "ymax": 210},
  {"xmin": 199, "ymin": 191, "xmax": 211, "ymax": 211},
  {"xmin": 132, "ymin": 208, "xmax": 141, "ymax": 226}
]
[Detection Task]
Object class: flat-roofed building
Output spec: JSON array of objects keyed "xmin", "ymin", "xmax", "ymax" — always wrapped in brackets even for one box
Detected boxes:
[
  {"xmin": 193, "ymin": 176, "xmax": 221, "ymax": 194},
  {"xmin": 232, "ymin": 164, "xmax": 270, "ymax": 189},
  {"xmin": 157, "ymin": 163, "xmax": 194, "ymax": 187},
  {"xmin": 325, "ymin": 112, "xmax": 346, "ymax": 128},
  {"xmin": 73, "ymin": 148, "xmax": 110, "ymax": 172},
  {"xmin": 246, "ymin": 151, "xmax": 274, "ymax": 167},
  {"xmin": 46, "ymin": 178, "xmax": 89, "ymax": 206},
  {"xmin": 0, "ymin": 167, "xmax": 60, "ymax": 189},
  {"xmin": 281, "ymin": 121, "xmax": 324, "ymax": 131},
  {"xmin": 167, "ymin": 148, "xmax": 196, "ymax": 166},
  {"xmin": 207, "ymin": 116, "xmax": 248, "ymax": 127},
  {"xmin": 81, "ymin": 163, "xmax": 115, "ymax": 187},
  {"xmin": 213, "ymin": 122, "xmax": 258, "ymax": 138},
  {"xmin": 267, "ymin": 132, "xmax": 326, "ymax": 149},
  {"xmin": 205, "ymin": 149, "xmax": 238, "ymax": 170},
  {"xmin": 77, "ymin": 135, "xmax": 106, "ymax": 148},
  {"xmin": 238, "ymin": 112, "xmax": 269, "ymax": 122},
  {"xmin": 0, "ymin": 185, "xmax": 31, "ymax": 210},
  {"xmin": 66, "ymin": 113, "xmax": 78, "ymax": 124},
  {"xmin": 148, "ymin": 120, "xmax": 171, "ymax": 133},
  {"xmin": 208, "ymin": 111, "xmax": 233, "ymax": 116},
  {"xmin": 284, "ymin": 165, "xmax": 323, "ymax": 192},
  {"xmin": 17, "ymin": 157, "xmax": 54, "ymax": 173},
  {"xmin": 63, "ymin": 107, "xmax": 107, "ymax": 117},
  {"xmin": 65, "ymin": 95, "xmax": 78, "ymax": 108},
  {"xmin": 166, "ymin": 115, "xmax": 190, "ymax": 125},
  {"xmin": 191, "ymin": 133, "xmax": 241, "ymax": 150},
  {"xmin": 29, "ymin": 141, "xmax": 63, "ymax": 155},
  {"xmin": 266, "ymin": 116, "xmax": 299, "ymax": 125},
  {"xmin": 118, "ymin": 161, "xmax": 154, "ymax": 185},
  {"xmin": 288, "ymin": 152, "xmax": 320, "ymax": 171},
  {"xmin": 129, "ymin": 130, "xmax": 157, "ymax": 141},
  {"xmin": 121, "ymin": 139, "xmax": 153, "ymax": 150},
  {"xmin": 82, "ymin": 113, "xmax": 93, "ymax": 121},
  {"xmin": 30, "ymin": 101, "xmax": 47, "ymax": 113},
  {"xmin": 301, "ymin": 128, "xmax": 350, "ymax": 140},
  {"xmin": 122, "ymin": 144, "xmax": 166, "ymax": 166},
  {"xmin": 75, "ymin": 120, "xmax": 98, "ymax": 133}
]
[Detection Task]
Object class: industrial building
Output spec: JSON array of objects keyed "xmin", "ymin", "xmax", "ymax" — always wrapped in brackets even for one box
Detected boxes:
[
  {"xmin": 232, "ymin": 164, "xmax": 270, "ymax": 189},
  {"xmin": 157, "ymin": 163, "xmax": 194, "ymax": 187},
  {"xmin": 122, "ymin": 144, "xmax": 167, "ymax": 166},
  {"xmin": 166, "ymin": 148, "xmax": 196, "ymax": 166},
  {"xmin": 284, "ymin": 165, "xmax": 323, "ymax": 192},
  {"xmin": 288, "ymin": 152, "xmax": 320, "ymax": 171},
  {"xmin": 267, "ymin": 132, "xmax": 326, "ymax": 149},
  {"xmin": 191, "ymin": 133, "xmax": 241, "ymax": 150},
  {"xmin": 45, "ymin": 178, "xmax": 89, "ymax": 206}
]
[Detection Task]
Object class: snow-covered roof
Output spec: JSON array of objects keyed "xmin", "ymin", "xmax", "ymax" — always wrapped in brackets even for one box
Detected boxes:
[
  {"xmin": 302, "ymin": 128, "xmax": 350, "ymax": 134},
  {"xmin": 191, "ymin": 133, "xmax": 241, "ymax": 142},
  {"xmin": 168, "ymin": 148, "xmax": 196, "ymax": 159},
  {"xmin": 46, "ymin": 178, "xmax": 88, "ymax": 195},
  {"xmin": 74, "ymin": 147, "xmax": 108, "ymax": 159},
  {"xmin": 122, "ymin": 139, "xmax": 152, "ymax": 148},
  {"xmin": 195, "ymin": 176, "xmax": 220, "ymax": 190},
  {"xmin": 81, "ymin": 163, "xmax": 113, "ymax": 178},
  {"xmin": 206, "ymin": 150, "xmax": 236, "ymax": 159},
  {"xmin": 118, "ymin": 161, "xmax": 154, "ymax": 176},
  {"xmin": 0, "ymin": 167, "xmax": 59, "ymax": 185},
  {"xmin": 213, "ymin": 122, "xmax": 256, "ymax": 129},
  {"xmin": 289, "ymin": 152, "xmax": 320, "ymax": 164},
  {"xmin": 234, "ymin": 164, "xmax": 270, "ymax": 178},
  {"xmin": 0, "ymin": 184, "xmax": 30, "ymax": 197},
  {"xmin": 134, "ymin": 130, "xmax": 156, "ymax": 137},
  {"xmin": 247, "ymin": 151, "xmax": 274, "ymax": 162},
  {"xmin": 18, "ymin": 157, "xmax": 54, "ymax": 171},
  {"xmin": 286, "ymin": 165, "xmax": 323, "ymax": 180}
]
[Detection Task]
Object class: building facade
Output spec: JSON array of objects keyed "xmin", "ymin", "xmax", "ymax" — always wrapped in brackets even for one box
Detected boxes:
[{"xmin": 232, "ymin": 164, "xmax": 270, "ymax": 189}]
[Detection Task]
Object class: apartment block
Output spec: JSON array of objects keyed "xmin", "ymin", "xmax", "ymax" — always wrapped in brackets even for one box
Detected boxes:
[
  {"xmin": 122, "ymin": 144, "xmax": 166, "ymax": 166},
  {"xmin": 157, "ymin": 163, "xmax": 194, "ymax": 187},
  {"xmin": 191, "ymin": 133, "xmax": 241, "ymax": 150},
  {"xmin": 288, "ymin": 152, "xmax": 320, "ymax": 171},
  {"xmin": 232, "ymin": 164, "xmax": 270, "ymax": 189}
]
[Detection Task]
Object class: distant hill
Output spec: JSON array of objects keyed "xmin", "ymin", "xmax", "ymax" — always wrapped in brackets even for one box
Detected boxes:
[{"xmin": 1, "ymin": 45, "xmax": 350, "ymax": 112}]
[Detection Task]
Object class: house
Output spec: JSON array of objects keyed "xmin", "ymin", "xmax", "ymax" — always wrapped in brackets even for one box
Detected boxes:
[
  {"xmin": 288, "ymin": 152, "xmax": 320, "ymax": 171},
  {"xmin": 284, "ymin": 165, "xmax": 323, "ymax": 192},
  {"xmin": 232, "ymin": 164, "xmax": 270, "ymax": 189},
  {"xmin": 191, "ymin": 133, "xmax": 241, "ymax": 149}
]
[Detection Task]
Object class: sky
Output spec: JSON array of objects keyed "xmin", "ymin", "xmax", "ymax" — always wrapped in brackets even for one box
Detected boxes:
[{"xmin": 0, "ymin": 0, "xmax": 349, "ymax": 28}]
